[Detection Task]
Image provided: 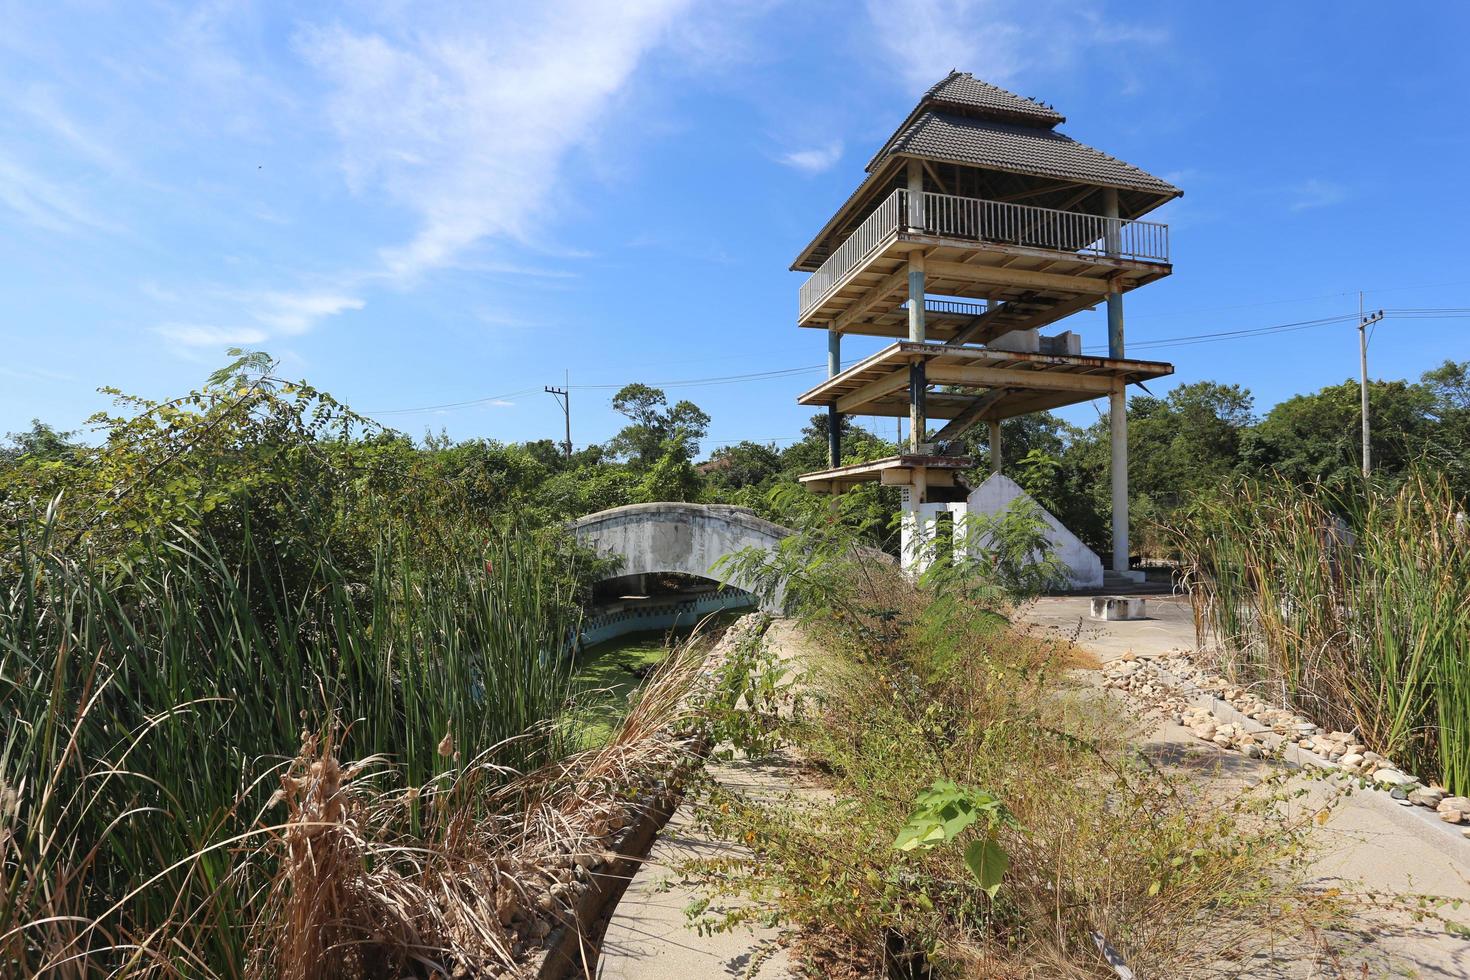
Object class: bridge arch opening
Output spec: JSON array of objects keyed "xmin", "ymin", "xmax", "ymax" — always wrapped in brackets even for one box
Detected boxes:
[{"xmin": 568, "ymin": 503, "xmax": 792, "ymax": 648}]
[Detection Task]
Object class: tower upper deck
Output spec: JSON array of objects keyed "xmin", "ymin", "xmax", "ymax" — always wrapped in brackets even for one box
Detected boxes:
[{"xmin": 793, "ymin": 72, "xmax": 1181, "ymax": 338}]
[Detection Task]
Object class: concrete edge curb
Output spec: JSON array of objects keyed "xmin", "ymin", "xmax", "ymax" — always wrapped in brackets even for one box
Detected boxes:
[{"xmin": 1143, "ymin": 658, "xmax": 1470, "ymax": 861}]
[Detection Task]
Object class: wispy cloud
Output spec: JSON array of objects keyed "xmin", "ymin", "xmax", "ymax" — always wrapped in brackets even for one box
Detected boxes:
[
  {"xmin": 1289, "ymin": 178, "xmax": 1347, "ymax": 212},
  {"xmin": 153, "ymin": 323, "xmax": 271, "ymax": 349},
  {"xmin": 779, "ymin": 140, "xmax": 844, "ymax": 174},
  {"xmin": 864, "ymin": 0, "xmax": 1167, "ymax": 91},
  {"xmin": 296, "ymin": 0, "xmax": 693, "ymax": 285},
  {"xmin": 250, "ymin": 291, "xmax": 365, "ymax": 335},
  {"xmin": 0, "ymin": 151, "xmax": 111, "ymax": 233}
]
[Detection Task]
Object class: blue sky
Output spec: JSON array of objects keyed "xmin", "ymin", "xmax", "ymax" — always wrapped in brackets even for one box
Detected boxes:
[{"xmin": 2, "ymin": 1, "xmax": 1468, "ymax": 453}]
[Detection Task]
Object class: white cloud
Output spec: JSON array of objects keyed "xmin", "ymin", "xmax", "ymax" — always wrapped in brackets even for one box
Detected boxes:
[
  {"xmin": 153, "ymin": 323, "xmax": 270, "ymax": 348},
  {"xmin": 250, "ymin": 291, "xmax": 365, "ymax": 335},
  {"xmin": 779, "ymin": 140, "xmax": 844, "ymax": 174},
  {"xmin": 297, "ymin": 0, "xmax": 693, "ymax": 284},
  {"xmin": 1289, "ymin": 178, "xmax": 1346, "ymax": 212},
  {"xmin": 864, "ymin": 0, "xmax": 1166, "ymax": 92}
]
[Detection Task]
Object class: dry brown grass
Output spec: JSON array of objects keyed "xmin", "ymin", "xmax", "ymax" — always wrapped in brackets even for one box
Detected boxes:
[{"xmin": 245, "ymin": 615, "xmax": 750, "ymax": 980}]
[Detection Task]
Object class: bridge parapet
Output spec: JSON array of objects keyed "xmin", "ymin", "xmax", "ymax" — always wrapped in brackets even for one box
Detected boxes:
[{"xmin": 568, "ymin": 502, "xmax": 791, "ymax": 610}]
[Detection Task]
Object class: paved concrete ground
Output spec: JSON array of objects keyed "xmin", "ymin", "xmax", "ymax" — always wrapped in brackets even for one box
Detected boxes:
[
  {"xmin": 1023, "ymin": 595, "xmax": 1470, "ymax": 978},
  {"xmin": 596, "ymin": 752, "xmax": 800, "ymax": 980},
  {"xmin": 598, "ymin": 621, "xmax": 816, "ymax": 980}
]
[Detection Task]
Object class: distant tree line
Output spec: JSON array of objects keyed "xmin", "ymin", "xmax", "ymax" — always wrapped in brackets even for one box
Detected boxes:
[{"xmin": 4, "ymin": 357, "xmax": 1468, "ymax": 558}]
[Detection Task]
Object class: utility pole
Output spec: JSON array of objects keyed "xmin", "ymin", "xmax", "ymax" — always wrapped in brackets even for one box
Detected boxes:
[
  {"xmin": 1357, "ymin": 292, "xmax": 1385, "ymax": 480},
  {"xmin": 545, "ymin": 381, "xmax": 571, "ymax": 457}
]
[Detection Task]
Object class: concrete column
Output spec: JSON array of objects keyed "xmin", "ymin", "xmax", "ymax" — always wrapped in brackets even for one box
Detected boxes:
[
  {"xmin": 907, "ymin": 251, "xmax": 926, "ymax": 343},
  {"xmin": 1103, "ymin": 188, "xmax": 1124, "ymax": 359},
  {"xmin": 827, "ymin": 329, "xmax": 842, "ymax": 468},
  {"xmin": 988, "ymin": 419, "xmax": 1003, "ymax": 475},
  {"xmin": 908, "ymin": 361, "xmax": 926, "ymax": 455},
  {"xmin": 1102, "ymin": 187, "xmax": 1129, "ymax": 575},
  {"xmin": 1110, "ymin": 380, "xmax": 1129, "ymax": 575},
  {"xmin": 906, "ymin": 246, "xmax": 927, "ymax": 457}
]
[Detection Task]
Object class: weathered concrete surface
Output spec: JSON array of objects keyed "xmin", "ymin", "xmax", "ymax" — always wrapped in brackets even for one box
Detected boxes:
[
  {"xmin": 1089, "ymin": 595, "xmax": 1147, "ymax": 620},
  {"xmin": 1023, "ymin": 595, "xmax": 1470, "ymax": 977},
  {"xmin": 595, "ymin": 753, "xmax": 801, "ymax": 980},
  {"xmin": 597, "ymin": 620, "xmax": 819, "ymax": 980},
  {"xmin": 966, "ymin": 473, "xmax": 1103, "ymax": 588},
  {"xmin": 570, "ymin": 504, "xmax": 790, "ymax": 607}
]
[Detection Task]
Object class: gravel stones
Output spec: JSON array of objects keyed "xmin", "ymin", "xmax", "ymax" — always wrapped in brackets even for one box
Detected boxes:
[{"xmin": 1097, "ymin": 649, "xmax": 1466, "ymax": 828}]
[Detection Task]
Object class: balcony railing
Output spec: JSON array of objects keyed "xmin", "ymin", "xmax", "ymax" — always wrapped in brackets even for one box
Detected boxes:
[{"xmin": 799, "ymin": 189, "xmax": 1169, "ymax": 321}]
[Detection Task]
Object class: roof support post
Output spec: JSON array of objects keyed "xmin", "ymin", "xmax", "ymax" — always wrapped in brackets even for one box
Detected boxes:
[
  {"xmin": 988, "ymin": 419, "xmax": 1002, "ymax": 475},
  {"xmin": 827, "ymin": 328, "xmax": 842, "ymax": 468},
  {"xmin": 906, "ymin": 158, "xmax": 925, "ymax": 230}
]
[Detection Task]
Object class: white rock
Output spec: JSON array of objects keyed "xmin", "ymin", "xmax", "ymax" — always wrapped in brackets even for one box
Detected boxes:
[
  {"xmin": 1437, "ymin": 796, "xmax": 1470, "ymax": 815},
  {"xmin": 1373, "ymin": 769, "xmax": 1413, "ymax": 787},
  {"xmin": 1340, "ymin": 753, "xmax": 1364, "ymax": 768}
]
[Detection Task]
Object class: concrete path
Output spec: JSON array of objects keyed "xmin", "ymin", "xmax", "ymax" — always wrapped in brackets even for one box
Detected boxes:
[
  {"xmin": 1023, "ymin": 595, "xmax": 1470, "ymax": 978},
  {"xmin": 596, "ymin": 752, "xmax": 800, "ymax": 980},
  {"xmin": 597, "ymin": 621, "xmax": 815, "ymax": 980}
]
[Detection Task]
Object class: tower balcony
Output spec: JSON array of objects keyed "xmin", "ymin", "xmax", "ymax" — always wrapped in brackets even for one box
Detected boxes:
[{"xmin": 797, "ymin": 188, "xmax": 1170, "ymax": 337}]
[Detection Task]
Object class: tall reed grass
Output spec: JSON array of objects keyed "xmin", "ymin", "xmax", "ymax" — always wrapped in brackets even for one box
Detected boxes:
[
  {"xmin": 1169, "ymin": 472, "xmax": 1470, "ymax": 792},
  {"xmin": 0, "ymin": 511, "xmax": 581, "ymax": 976}
]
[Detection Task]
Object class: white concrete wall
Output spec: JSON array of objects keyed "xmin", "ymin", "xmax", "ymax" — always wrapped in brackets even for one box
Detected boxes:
[{"xmin": 963, "ymin": 473, "xmax": 1103, "ymax": 589}]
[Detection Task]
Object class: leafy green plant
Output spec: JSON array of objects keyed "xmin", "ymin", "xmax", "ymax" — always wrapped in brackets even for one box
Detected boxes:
[{"xmin": 893, "ymin": 781, "xmax": 1014, "ymax": 897}]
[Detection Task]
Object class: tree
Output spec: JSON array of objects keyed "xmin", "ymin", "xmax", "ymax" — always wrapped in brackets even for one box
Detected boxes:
[
  {"xmin": 1, "ymin": 420, "xmax": 80, "ymax": 464},
  {"xmin": 1243, "ymin": 379, "xmax": 1436, "ymax": 491},
  {"xmin": 606, "ymin": 384, "xmax": 710, "ymax": 468},
  {"xmin": 703, "ymin": 441, "xmax": 783, "ymax": 491},
  {"xmin": 1416, "ymin": 360, "xmax": 1470, "ymax": 494}
]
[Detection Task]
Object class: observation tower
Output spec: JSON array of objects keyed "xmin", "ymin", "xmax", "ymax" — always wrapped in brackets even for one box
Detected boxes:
[{"xmin": 792, "ymin": 72, "xmax": 1180, "ymax": 581}]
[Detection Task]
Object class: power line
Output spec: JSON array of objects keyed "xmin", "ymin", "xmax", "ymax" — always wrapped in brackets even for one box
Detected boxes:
[
  {"xmin": 366, "ymin": 307, "xmax": 1469, "ymax": 416},
  {"xmin": 367, "ymin": 387, "xmax": 538, "ymax": 416}
]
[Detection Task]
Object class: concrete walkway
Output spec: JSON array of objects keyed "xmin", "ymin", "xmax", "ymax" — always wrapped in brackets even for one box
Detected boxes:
[
  {"xmin": 1023, "ymin": 595, "xmax": 1470, "ymax": 978},
  {"xmin": 596, "ymin": 751, "xmax": 800, "ymax": 979},
  {"xmin": 597, "ymin": 621, "xmax": 815, "ymax": 980}
]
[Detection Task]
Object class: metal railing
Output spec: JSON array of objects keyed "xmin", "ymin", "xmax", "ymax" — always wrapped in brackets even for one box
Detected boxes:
[
  {"xmin": 799, "ymin": 189, "xmax": 1169, "ymax": 320},
  {"xmin": 799, "ymin": 188, "xmax": 905, "ymax": 319}
]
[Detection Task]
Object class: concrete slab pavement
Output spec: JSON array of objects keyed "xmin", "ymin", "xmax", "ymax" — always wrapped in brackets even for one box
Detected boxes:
[{"xmin": 1022, "ymin": 595, "xmax": 1470, "ymax": 978}]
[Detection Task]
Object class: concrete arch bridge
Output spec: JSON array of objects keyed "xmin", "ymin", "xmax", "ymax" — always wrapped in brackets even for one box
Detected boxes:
[{"xmin": 568, "ymin": 503, "xmax": 792, "ymax": 613}]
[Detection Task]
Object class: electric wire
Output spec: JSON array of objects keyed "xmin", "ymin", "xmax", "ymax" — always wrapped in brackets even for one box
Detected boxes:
[{"xmin": 367, "ymin": 308, "xmax": 1469, "ymax": 417}]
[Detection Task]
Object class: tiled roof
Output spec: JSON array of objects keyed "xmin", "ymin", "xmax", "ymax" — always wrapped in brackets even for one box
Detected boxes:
[
  {"xmin": 923, "ymin": 71, "xmax": 1064, "ymax": 127},
  {"xmin": 886, "ymin": 110, "xmax": 1181, "ymax": 197}
]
